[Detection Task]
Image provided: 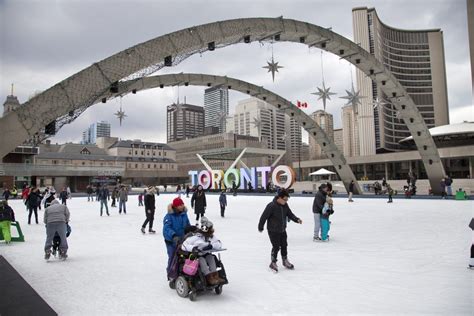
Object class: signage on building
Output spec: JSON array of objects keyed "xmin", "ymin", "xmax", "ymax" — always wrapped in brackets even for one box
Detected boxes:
[{"xmin": 188, "ymin": 165, "xmax": 296, "ymax": 190}]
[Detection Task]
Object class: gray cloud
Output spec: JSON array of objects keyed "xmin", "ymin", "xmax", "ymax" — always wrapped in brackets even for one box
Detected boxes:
[{"xmin": 0, "ymin": 0, "xmax": 471, "ymax": 145}]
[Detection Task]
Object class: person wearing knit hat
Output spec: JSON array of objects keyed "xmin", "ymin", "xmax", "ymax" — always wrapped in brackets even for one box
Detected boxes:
[
  {"xmin": 181, "ymin": 216, "xmax": 225, "ymax": 285},
  {"xmin": 163, "ymin": 196, "xmax": 190, "ymax": 276}
]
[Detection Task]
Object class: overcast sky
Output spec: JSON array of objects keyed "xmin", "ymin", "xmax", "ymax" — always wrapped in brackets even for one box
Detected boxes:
[{"xmin": 0, "ymin": 0, "xmax": 472, "ymax": 145}]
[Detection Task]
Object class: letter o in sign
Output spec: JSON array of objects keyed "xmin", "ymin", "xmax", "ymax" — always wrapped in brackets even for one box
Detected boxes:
[
  {"xmin": 198, "ymin": 170, "xmax": 212, "ymax": 190},
  {"xmin": 271, "ymin": 165, "xmax": 296, "ymax": 189}
]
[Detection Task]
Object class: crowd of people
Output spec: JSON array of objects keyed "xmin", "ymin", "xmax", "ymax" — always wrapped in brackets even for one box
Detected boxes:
[{"xmin": 0, "ymin": 176, "xmax": 472, "ymax": 291}]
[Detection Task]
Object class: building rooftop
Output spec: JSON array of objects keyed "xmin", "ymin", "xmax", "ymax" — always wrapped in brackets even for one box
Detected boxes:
[{"xmin": 109, "ymin": 140, "xmax": 174, "ymax": 151}]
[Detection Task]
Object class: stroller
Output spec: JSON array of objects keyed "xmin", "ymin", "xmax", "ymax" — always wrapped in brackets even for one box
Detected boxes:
[
  {"xmin": 52, "ymin": 223, "xmax": 71, "ymax": 258},
  {"xmin": 168, "ymin": 245, "xmax": 228, "ymax": 301}
]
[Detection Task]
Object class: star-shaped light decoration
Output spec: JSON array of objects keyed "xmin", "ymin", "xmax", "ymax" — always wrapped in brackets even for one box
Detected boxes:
[
  {"xmin": 279, "ymin": 133, "xmax": 288, "ymax": 141},
  {"xmin": 115, "ymin": 108, "xmax": 127, "ymax": 126},
  {"xmin": 216, "ymin": 111, "xmax": 228, "ymax": 124},
  {"xmin": 262, "ymin": 54, "xmax": 283, "ymax": 82},
  {"xmin": 340, "ymin": 85, "xmax": 366, "ymax": 113},
  {"xmin": 311, "ymin": 82, "xmax": 337, "ymax": 111},
  {"xmin": 372, "ymin": 97, "xmax": 390, "ymax": 109}
]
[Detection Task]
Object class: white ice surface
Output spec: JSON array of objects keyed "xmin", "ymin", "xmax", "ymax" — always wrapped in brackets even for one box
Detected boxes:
[{"xmin": 1, "ymin": 195, "xmax": 473, "ymax": 315}]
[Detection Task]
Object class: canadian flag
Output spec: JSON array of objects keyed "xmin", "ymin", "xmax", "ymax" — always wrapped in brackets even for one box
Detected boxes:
[{"xmin": 297, "ymin": 101, "xmax": 308, "ymax": 108}]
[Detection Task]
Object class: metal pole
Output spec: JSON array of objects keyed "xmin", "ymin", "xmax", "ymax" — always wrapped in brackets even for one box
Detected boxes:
[{"xmin": 298, "ymin": 142, "xmax": 302, "ymax": 181}]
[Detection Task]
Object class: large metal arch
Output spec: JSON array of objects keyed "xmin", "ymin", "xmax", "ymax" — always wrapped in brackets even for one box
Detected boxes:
[
  {"xmin": 0, "ymin": 17, "xmax": 445, "ymax": 194},
  {"xmin": 98, "ymin": 73, "xmax": 363, "ymax": 194}
]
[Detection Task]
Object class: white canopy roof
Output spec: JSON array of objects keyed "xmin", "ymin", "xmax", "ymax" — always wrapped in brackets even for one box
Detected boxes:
[{"xmin": 309, "ymin": 168, "xmax": 336, "ymax": 176}]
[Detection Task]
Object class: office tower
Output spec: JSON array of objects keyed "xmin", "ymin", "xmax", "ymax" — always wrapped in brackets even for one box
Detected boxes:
[{"xmin": 167, "ymin": 103, "xmax": 205, "ymax": 142}]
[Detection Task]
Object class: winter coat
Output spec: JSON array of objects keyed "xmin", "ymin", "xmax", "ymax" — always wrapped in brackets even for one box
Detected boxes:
[
  {"xmin": 181, "ymin": 232, "xmax": 222, "ymax": 254},
  {"xmin": 191, "ymin": 191, "xmax": 207, "ymax": 214},
  {"xmin": 59, "ymin": 191, "xmax": 68, "ymax": 200},
  {"xmin": 163, "ymin": 204, "xmax": 190, "ymax": 242},
  {"xmin": 26, "ymin": 191, "xmax": 41, "ymax": 208},
  {"xmin": 44, "ymin": 193, "xmax": 56, "ymax": 208},
  {"xmin": 0, "ymin": 203, "xmax": 15, "ymax": 222},
  {"xmin": 349, "ymin": 182, "xmax": 355, "ymax": 193},
  {"xmin": 119, "ymin": 189, "xmax": 128, "ymax": 202},
  {"xmin": 2, "ymin": 189, "xmax": 11, "ymax": 200},
  {"xmin": 312, "ymin": 189, "xmax": 327, "ymax": 214},
  {"xmin": 44, "ymin": 200, "xmax": 70, "ymax": 224},
  {"xmin": 219, "ymin": 193, "xmax": 227, "ymax": 207},
  {"xmin": 258, "ymin": 197, "xmax": 300, "ymax": 233},
  {"xmin": 321, "ymin": 196, "xmax": 334, "ymax": 219},
  {"xmin": 97, "ymin": 188, "xmax": 109, "ymax": 201},
  {"xmin": 144, "ymin": 192, "xmax": 155, "ymax": 211},
  {"xmin": 445, "ymin": 177, "xmax": 453, "ymax": 186},
  {"xmin": 86, "ymin": 187, "xmax": 93, "ymax": 194}
]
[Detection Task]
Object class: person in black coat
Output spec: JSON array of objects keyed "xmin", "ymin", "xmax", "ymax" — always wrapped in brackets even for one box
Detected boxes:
[
  {"xmin": 26, "ymin": 188, "xmax": 41, "ymax": 224},
  {"xmin": 191, "ymin": 185, "xmax": 207, "ymax": 224},
  {"xmin": 2, "ymin": 188, "xmax": 11, "ymax": 201},
  {"xmin": 141, "ymin": 186, "xmax": 156, "ymax": 233},
  {"xmin": 258, "ymin": 189, "xmax": 302, "ymax": 272},
  {"xmin": 348, "ymin": 180, "xmax": 355, "ymax": 202},
  {"xmin": 312, "ymin": 183, "xmax": 329, "ymax": 241}
]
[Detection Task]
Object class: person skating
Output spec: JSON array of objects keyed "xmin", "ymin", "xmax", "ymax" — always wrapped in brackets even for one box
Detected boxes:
[
  {"xmin": 348, "ymin": 180, "xmax": 355, "ymax": 202},
  {"xmin": 258, "ymin": 189, "xmax": 302, "ymax": 272},
  {"xmin": 468, "ymin": 218, "xmax": 474, "ymax": 269},
  {"xmin": 138, "ymin": 192, "xmax": 144, "ymax": 206},
  {"xmin": 0, "ymin": 200, "xmax": 16, "ymax": 244},
  {"xmin": 191, "ymin": 185, "xmax": 206, "ymax": 225},
  {"xmin": 2, "ymin": 188, "xmax": 11, "ymax": 201},
  {"xmin": 185, "ymin": 185, "xmax": 190, "ymax": 198},
  {"xmin": 387, "ymin": 184, "xmax": 394, "ymax": 203},
  {"xmin": 26, "ymin": 187, "xmax": 41, "ymax": 224},
  {"xmin": 86, "ymin": 185, "xmax": 93, "ymax": 202},
  {"xmin": 11, "ymin": 186, "xmax": 18, "ymax": 199},
  {"xmin": 98, "ymin": 185, "xmax": 110, "ymax": 216},
  {"xmin": 118, "ymin": 186, "xmax": 128, "ymax": 214},
  {"xmin": 43, "ymin": 188, "xmax": 56, "ymax": 208},
  {"xmin": 219, "ymin": 190, "xmax": 227, "ymax": 217},
  {"xmin": 111, "ymin": 187, "xmax": 117, "ymax": 207},
  {"xmin": 163, "ymin": 197, "xmax": 190, "ymax": 273},
  {"xmin": 141, "ymin": 186, "xmax": 156, "ymax": 233},
  {"xmin": 320, "ymin": 191, "xmax": 335, "ymax": 242},
  {"xmin": 312, "ymin": 183, "xmax": 329, "ymax": 241},
  {"xmin": 232, "ymin": 180, "xmax": 237, "ymax": 196},
  {"xmin": 181, "ymin": 216, "xmax": 225, "ymax": 285},
  {"xmin": 59, "ymin": 187, "xmax": 68, "ymax": 205},
  {"xmin": 44, "ymin": 199, "xmax": 70, "ymax": 260}
]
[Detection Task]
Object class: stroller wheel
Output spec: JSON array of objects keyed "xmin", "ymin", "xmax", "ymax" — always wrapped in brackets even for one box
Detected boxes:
[
  {"xmin": 215, "ymin": 285, "xmax": 223, "ymax": 295},
  {"xmin": 175, "ymin": 276, "xmax": 189, "ymax": 298},
  {"xmin": 189, "ymin": 291, "xmax": 197, "ymax": 301},
  {"xmin": 169, "ymin": 280, "xmax": 176, "ymax": 289}
]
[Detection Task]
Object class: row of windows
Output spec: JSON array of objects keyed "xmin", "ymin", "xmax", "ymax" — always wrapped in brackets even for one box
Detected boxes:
[
  {"xmin": 387, "ymin": 66, "xmax": 432, "ymax": 75},
  {"xmin": 127, "ymin": 163, "xmax": 174, "ymax": 169},
  {"xmin": 128, "ymin": 150, "xmax": 168, "ymax": 157},
  {"xmin": 382, "ymin": 46, "xmax": 430, "ymax": 57},
  {"xmin": 394, "ymin": 74, "xmax": 432, "ymax": 81},
  {"xmin": 382, "ymin": 50, "xmax": 430, "ymax": 63},
  {"xmin": 383, "ymin": 58, "xmax": 431, "ymax": 69}
]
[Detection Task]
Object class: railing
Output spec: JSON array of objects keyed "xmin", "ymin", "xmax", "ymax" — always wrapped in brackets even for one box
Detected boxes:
[{"xmin": 0, "ymin": 163, "xmax": 125, "ymax": 176}]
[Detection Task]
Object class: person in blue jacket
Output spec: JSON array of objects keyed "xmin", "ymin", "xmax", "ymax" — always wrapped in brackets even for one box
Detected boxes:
[{"xmin": 163, "ymin": 197, "xmax": 190, "ymax": 273}]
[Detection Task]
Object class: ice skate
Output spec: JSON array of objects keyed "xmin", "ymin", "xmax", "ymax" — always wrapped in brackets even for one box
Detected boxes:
[
  {"xmin": 282, "ymin": 258, "xmax": 294, "ymax": 270},
  {"xmin": 141, "ymin": 227, "xmax": 146, "ymax": 234},
  {"xmin": 269, "ymin": 262, "xmax": 278, "ymax": 273},
  {"xmin": 59, "ymin": 251, "xmax": 68, "ymax": 260},
  {"xmin": 313, "ymin": 236, "xmax": 321, "ymax": 242},
  {"xmin": 468, "ymin": 265, "xmax": 474, "ymax": 270},
  {"xmin": 148, "ymin": 229, "xmax": 156, "ymax": 234},
  {"xmin": 44, "ymin": 250, "xmax": 51, "ymax": 260}
]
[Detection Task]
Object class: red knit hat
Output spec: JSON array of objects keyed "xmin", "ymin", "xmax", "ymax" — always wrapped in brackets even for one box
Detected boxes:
[{"xmin": 172, "ymin": 197, "xmax": 184, "ymax": 208}]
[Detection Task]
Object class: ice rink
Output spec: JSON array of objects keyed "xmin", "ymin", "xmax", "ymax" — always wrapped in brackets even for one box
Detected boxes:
[{"xmin": 1, "ymin": 194, "xmax": 473, "ymax": 315}]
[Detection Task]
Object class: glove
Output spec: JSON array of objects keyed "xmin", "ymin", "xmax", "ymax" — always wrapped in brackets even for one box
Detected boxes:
[
  {"xmin": 201, "ymin": 243, "xmax": 212, "ymax": 251},
  {"xmin": 172, "ymin": 236, "xmax": 180, "ymax": 244}
]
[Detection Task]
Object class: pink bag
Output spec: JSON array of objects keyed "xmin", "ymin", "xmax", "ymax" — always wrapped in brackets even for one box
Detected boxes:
[{"xmin": 183, "ymin": 258, "xmax": 199, "ymax": 276}]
